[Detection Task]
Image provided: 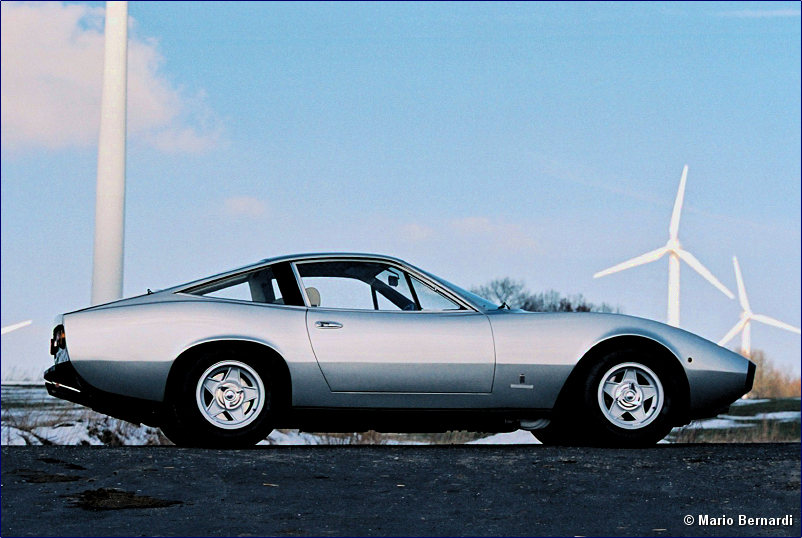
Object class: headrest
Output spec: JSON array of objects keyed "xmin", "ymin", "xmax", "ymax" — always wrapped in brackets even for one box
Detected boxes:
[{"xmin": 305, "ymin": 286, "xmax": 321, "ymax": 307}]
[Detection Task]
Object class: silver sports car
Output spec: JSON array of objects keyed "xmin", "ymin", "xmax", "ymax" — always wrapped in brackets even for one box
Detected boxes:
[{"xmin": 44, "ymin": 252, "xmax": 754, "ymax": 447}]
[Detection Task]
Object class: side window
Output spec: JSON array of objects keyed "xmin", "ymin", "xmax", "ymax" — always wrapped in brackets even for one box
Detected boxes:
[
  {"xmin": 202, "ymin": 280, "xmax": 253, "ymax": 301},
  {"xmin": 186, "ymin": 267, "xmax": 285, "ymax": 305},
  {"xmin": 374, "ymin": 267, "xmax": 415, "ymax": 310},
  {"xmin": 297, "ymin": 261, "xmax": 417, "ymax": 311},
  {"xmin": 410, "ymin": 276, "xmax": 463, "ymax": 311},
  {"xmin": 246, "ymin": 268, "xmax": 285, "ymax": 305},
  {"xmin": 300, "ymin": 275, "xmax": 375, "ymax": 310}
]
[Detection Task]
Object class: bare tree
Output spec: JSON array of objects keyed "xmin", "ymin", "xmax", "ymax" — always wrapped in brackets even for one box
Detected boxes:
[
  {"xmin": 743, "ymin": 350, "xmax": 801, "ymax": 398},
  {"xmin": 471, "ymin": 278, "xmax": 528, "ymax": 308},
  {"xmin": 522, "ymin": 290, "xmax": 618, "ymax": 313},
  {"xmin": 472, "ymin": 278, "xmax": 619, "ymax": 313}
]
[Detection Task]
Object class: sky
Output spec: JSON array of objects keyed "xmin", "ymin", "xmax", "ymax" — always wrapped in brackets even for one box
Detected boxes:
[{"xmin": 1, "ymin": 1, "xmax": 800, "ymax": 379}]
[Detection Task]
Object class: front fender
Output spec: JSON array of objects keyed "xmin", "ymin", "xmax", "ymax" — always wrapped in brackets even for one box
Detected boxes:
[{"xmin": 487, "ymin": 311, "xmax": 752, "ymax": 413}]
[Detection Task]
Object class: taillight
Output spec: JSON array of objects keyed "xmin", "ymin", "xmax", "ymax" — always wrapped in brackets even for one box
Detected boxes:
[{"xmin": 50, "ymin": 325, "xmax": 66, "ymax": 356}]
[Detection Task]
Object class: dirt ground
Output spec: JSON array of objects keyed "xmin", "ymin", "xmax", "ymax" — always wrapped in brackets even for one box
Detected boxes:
[{"xmin": 2, "ymin": 444, "xmax": 800, "ymax": 537}]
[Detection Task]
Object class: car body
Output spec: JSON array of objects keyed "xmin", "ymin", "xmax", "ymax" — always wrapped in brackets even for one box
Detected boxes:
[{"xmin": 44, "ymin": 252, "xmax": 755, "ymax": 447}]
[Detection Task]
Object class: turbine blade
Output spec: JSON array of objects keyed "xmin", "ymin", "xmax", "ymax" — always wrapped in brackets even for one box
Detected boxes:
[
  {"xmin": 676, "ymin": 249, "xmax": 735, "ymax": 299},
  {"xmin": 668, "ymin": 165, "xmax": 688, "ymax": 240},
  {"xmin": 751, "ymin": 314, "xmax": 801, "ymax": 335},
  {"xmin": 1, "ymin": 320, "xmax": 32, "ymax": 335},
  {"xmin": 718, "ymin": 318, "xmax": 747, "ymax": 346},
  {"xmin": 732, "ymin": 256, "xmax": 751, "ymax": 312},
  {"xmin": 593, "ymin": 247, "xmax": 668, "ymax": 279}
]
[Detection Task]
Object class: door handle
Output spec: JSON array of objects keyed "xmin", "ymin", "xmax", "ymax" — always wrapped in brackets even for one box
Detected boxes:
[{"xmin": 315, "ymin": 321, "xmax": 343, "ymax": 329}]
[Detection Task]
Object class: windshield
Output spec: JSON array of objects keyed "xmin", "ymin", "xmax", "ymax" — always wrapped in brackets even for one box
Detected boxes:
[{"xmin": 416, "ymin": 269, "xmax": 501, "ymax": 311}]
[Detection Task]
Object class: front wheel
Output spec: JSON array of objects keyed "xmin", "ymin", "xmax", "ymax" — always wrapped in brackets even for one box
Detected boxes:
[
  {"xmin": 582, "ymin": 351, "xmax": 675, "ymax": 446},
  {"xmin": 534, "ymin": 350, "xmax": 677, "ymax": 447},
  {"xmin": 161, "ymin": 352, "xmax": 274, "ymax": 447}
]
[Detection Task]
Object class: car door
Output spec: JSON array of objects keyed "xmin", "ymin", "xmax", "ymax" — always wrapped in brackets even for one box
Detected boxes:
[{"xmin": 297, "ymin": 259, "xmax": 495, "ymax": 393}]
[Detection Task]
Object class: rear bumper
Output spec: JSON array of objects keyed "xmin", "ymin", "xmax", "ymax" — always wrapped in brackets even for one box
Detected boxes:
[
  {"xmin": 44, "ymin": 362, "xmax": 162, "ymax": 426},
  {"xmin": 44, "ymin": 361, "xmax": 91, "ymax": 406}
]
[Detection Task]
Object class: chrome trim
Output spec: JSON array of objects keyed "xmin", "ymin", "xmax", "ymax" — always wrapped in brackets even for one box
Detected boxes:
[
  {"xmin": 44, "ymin": 380, "xmax": 81, "ymax": 394},
  {"xmin": 315, "ymin": 321, "xmax": 343, "ymax": 329},
  {"xmin": 173, "ymin": 293, "xmax": 308, "ymax": 310},
  {"xmin": 290, "ymin": 262, "xmax": 309, "ymax": 307}
]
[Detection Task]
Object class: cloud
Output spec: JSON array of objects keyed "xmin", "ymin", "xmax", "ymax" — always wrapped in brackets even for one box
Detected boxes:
[
  {"xmin": 449, "ymin": 217, "xmax": 538, "ymax": 251},
  {"xmin": 399, "ymin": 216, "xmax": 538, "ymax": 252},
  {"xmin": 0, "ymin": 1, "xmax": 221, "ymax": 153},
  {"xmin": 223, "ymin": 196, "xmax": 267, "ymax": 218},
  {"xmin": 399, "ymin": 223, "xmax": 435, "ymax": 242},
  {"xmin": 450, "ymin": 216, "xmax": 497, "ymax": 235},
  {"xmin": 717, "ymin": 9, "xmax": 801, "ymax": 19}
]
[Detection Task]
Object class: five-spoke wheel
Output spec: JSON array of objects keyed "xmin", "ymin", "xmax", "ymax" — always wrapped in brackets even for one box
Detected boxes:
[
  {"xmin": 196, "ymin": 361, "xmax": 265, "ymax": 429},
  {"xmin": 597, "ymin": 362, "xmax": 664, "ymax": 430},
  {"xmin": 533, "ymin": 349, "xmax": 676, "ymax": 447},
  {"xmin": 161, "ymin": 351, "xmax": 274, "ymax": 447}
]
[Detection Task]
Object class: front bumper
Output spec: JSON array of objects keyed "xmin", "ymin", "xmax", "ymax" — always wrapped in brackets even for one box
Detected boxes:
[
  {"xmin": 44, "ymin": 361, "xmax": 162, "ymax": 426},
  {"xmin": 745, "ymin": 359, "xmax": 756, "ymax": 394},
  {"xmin": 686, "ymin": 358, "xmax": 757, "ymax": 421}
]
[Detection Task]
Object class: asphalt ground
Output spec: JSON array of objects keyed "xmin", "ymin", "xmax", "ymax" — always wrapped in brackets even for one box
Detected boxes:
[{"xmin": 1, "ymin": 443, "xmax": 800, "ymax": 537}]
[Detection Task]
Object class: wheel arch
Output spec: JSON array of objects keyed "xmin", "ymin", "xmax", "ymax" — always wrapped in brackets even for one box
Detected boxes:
[
  {"xmin": 164, "ymin": 339, "xmax": 292, "ymax": 412},
  {"xmin": 555, "ymin": 334, "xmax": 690, "ymax": 423}
]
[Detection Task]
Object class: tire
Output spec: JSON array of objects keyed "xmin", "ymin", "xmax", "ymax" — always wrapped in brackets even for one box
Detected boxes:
[
  {"xmin": 580, "ymin": 349, "xmax": 676, "ymax": 446},
  {"xmin": 530, "ymin": 423, "xmax": 573, "ymax": 446},
  {"xmin": 161, "ymin": 350, "xmax": 274, "ymax": 447},
  {"xmin": 534, "ymin": 349, "xmax": 676, "ymax": 447}
]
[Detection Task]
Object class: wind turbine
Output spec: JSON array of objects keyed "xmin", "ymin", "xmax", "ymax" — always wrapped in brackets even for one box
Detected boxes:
[
  {"xmin": 1, "ymin": 320, "xmax": 32, "ymax": 335},
  {"xmin": 593, "ymin": 165, "xmax": 734, "ymax": 327},
  {"xmin": 718, "ymin": 256, "xmax": 801, "ymax": 357}
]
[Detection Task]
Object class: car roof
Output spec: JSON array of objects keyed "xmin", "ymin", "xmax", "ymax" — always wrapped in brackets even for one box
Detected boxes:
[
  {"xmin": 161, "ymin": 252, "xmax": 411, "ymax": 293},
  {"xmin": 261, "ymin": 252, "xmax": 407, "ymax": 265}
]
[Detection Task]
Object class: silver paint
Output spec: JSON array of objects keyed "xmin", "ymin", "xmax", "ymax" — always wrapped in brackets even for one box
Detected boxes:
[{"xmin": 53, "ymin": 252, "xmax": 753, "ymax": 422}]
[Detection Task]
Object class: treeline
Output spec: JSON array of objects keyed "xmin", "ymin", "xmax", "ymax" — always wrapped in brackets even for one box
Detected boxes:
[
  {"xmin": 746, "ymin": 350, "xmax": 801, "ymax": 398},
  {"xmin": 471, "ymin": 277, "xmax": 620, "ymax": 313}
]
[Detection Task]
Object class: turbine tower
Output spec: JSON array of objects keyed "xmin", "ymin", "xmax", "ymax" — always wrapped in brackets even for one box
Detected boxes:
[
  {"xmin": 91, "ymin": 1, "xmax": 128, "ymax": 305},
  {"xmin": 718, "ymin": 256, "xmax": 801, "ymax": 357},
  {"xmin": 593, "ymin": 165, "xmax": 734, "ymax": 327}
]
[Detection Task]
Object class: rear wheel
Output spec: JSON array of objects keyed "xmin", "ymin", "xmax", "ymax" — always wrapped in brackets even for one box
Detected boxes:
[{"xmin": 161, "ymin": 351, "xmax": 274, "ymax": 447}]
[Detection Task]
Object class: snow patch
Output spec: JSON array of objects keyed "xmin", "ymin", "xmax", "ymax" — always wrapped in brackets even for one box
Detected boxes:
[
  {"xmin": 732, "ymin": 398, "xmax": 771, "ymax": 406},
  {"xmin": 682, "ymin": 418, "xmax": 755, "ymax": 430},
  {"xmin": 468, "ymin": 430, "xmax": 542, "ymax": 445},
  {"xmin": 258, "ymin": 430, "xmax": 330, "ymax": 445},
  {"xmin": 2, "ymin": 425, "xmax": 40, "ymax": 445},
  {"xmin": 754, "ymin": 411, "xmax": 801, "ymax": 421},
  {"xmin": 2, "ymin": 418, "xmax": 163, "ymax": 446}
]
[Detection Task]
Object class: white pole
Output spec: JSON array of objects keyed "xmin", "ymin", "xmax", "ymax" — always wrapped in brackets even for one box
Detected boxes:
[
  {"xmin": 91, "ymin": 1, "xmax": 128, "ymax": 305},
  {"xmin": 667, "ymin": 252, "xmax": 680, "ymax": 327},
  {"xmin": 741, "ymin": 321, "xmax": 751, "ymax": 357}
]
